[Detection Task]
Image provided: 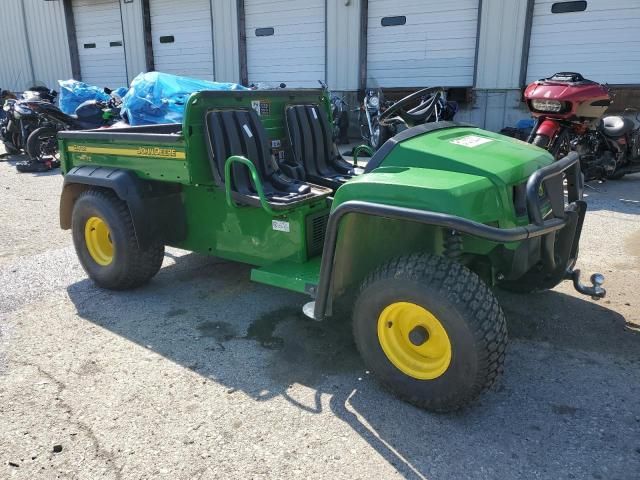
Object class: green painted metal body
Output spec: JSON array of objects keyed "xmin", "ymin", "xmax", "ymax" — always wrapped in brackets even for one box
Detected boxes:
[{"xmin": 59, "ymin": 88, "xmax": 555, "ymax": 297}]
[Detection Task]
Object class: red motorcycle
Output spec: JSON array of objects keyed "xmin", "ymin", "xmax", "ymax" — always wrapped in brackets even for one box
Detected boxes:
[{"xmin": 524, "ymin": 72, "xmax": 640, "ymax": 180}]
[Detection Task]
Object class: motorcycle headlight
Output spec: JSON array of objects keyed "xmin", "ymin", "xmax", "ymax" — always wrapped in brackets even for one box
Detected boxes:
[
  {"xmin": 531, "ymin": 99, "xmax": 563, "ymax": 113},
  {"xmin": 368, "ymin": 96, "xmax": 379, "ymax": 108},
  {"xmin": 2, "ymin": 104, "xmax": 9, "ymax": 112}
]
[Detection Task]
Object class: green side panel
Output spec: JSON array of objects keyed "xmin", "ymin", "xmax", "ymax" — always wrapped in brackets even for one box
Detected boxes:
[
  {"xmin": 170, "ymin": 184, "xmax": 330, "ymax": 266},
  {"xmin": 59, "ymin": 138, "xmax": 189, "ymax": 184},
  {"xmin": 250, "ymin": 256, "xmax": 321, "ymax": 293},
  {"xmin": 335, "ymin": 167, "xmax": 500, "ymax": 224}
]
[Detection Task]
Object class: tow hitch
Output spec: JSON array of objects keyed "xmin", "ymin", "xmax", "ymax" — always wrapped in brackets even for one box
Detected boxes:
[{"xmin": 567, "ymin": 269, "xmax": 606, "ymax": 300}]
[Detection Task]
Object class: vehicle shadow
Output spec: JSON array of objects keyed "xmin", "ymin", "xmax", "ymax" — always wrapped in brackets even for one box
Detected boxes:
[{"xmin": 66, "ymin": 252, "xmax": 640, "ymax": 479}]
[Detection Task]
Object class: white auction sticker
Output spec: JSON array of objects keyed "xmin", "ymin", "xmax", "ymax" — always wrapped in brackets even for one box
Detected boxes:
[
  {"xmin": 251, "ymin": 100, "xmax": 261, "ymax": 115},
  {"xmin": 272, "ymin": 220, "xmax": 290, "ymax": 232},
  {"xmin": 450, "ymin": 135, "xmax": 493, "ymax": 148}
]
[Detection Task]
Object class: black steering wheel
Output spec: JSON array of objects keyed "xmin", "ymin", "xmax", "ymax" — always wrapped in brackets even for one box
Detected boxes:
[{"xmin": 378, "ymin": 87, "xmax": 444, "ymax": 127}]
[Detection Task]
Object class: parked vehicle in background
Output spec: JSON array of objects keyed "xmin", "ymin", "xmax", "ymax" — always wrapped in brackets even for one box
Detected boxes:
[
  {"xmin": 360, "ymin": 87, "xmax": 458, "ymax": 150},
  {"xmin": 318, "ymin": 81, "xmax": 350, "ymax": 144},
  {"xmin": 1, "ymin": 86, "xmax": 57, "ymax": 155},
  {"xmin": 524, "ymin": 72, "xmax": 640, "ymax": 181},
  {"xmin": 19, "ymin": 90, "xmax": 122, "ymax": 172}
]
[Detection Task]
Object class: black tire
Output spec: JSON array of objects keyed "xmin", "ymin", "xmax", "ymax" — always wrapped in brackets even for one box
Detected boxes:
[
  {"xmin": 26, "ymin": 126, "xmax": 58, "ymax": 162},
  {"xmin": 369, "ymin": 119, "xmax": 389, "ymax": 150},
  {"xmin": 71, "ymin": 189, "xmax": 165, "ymax": 290},
  {"xmin": 532, "ymin": 134, "xmax": 550, "ymax": 150},
  {"xmin": 352, "ymin": 254, "xmax": 507, "ymax": 412}
]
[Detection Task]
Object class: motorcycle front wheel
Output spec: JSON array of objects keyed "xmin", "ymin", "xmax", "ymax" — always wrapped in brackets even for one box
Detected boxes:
[
  {"xmin": 26, "ymin": 126, "xmax": 59, "ymax": 163},
  {"xmin": 370, "ymin": 119, "xmax": 389, "ymax": 150}
]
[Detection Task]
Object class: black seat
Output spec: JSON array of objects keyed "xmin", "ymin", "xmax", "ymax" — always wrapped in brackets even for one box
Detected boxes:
[
  {"xmin": 205, "ymin": 109, "xmax": 331, "ymax": 209},
  {"xmin": 285, "ymin": 105, "xmax": 354, "ymax": 190},
  {"xmin": 600, "ymin": 116, "xmax": 635, "ymax": 137}
]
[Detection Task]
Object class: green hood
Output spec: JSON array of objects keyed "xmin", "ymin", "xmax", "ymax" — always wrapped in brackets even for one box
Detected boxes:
[{"xmin": 334, "ymin": 126, "xmax": 554, "ymax": 225}]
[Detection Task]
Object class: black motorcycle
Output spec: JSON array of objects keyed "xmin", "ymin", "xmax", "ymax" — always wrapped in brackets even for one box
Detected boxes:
[
  {"xmin": 572, "ymin": 110, "xmax": 640, "ymax": 180},
  {"xmin": 318, "ymin": 80, "xmax": 350, "ymax": 144},
  {"xmin": 1, "ymin": 87, "xmax": 57, "ymax": 155},
  {"xmin": 360, "ymin": 87, "xmax": 458, "ymax": 150},
  {"xmin": 18, "ymin": 93, "xmax": 121, "ymax": 172}
]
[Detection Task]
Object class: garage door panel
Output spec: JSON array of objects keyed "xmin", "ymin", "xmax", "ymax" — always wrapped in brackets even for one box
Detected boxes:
[
  {"xmin": 245, "ymin": 0, "xmax": 325, "ymax": 88},
  {"xmin": 527, "ymin": 0, "xmax": 640, "ymax": 84},
  {"xmin": 73, "ymin": 0, "xmax": 128, "ymax": 88},
  {"xmin": 245, "ymin": 4, "xmax": 323, "ymax": 17},
  {"xmin": 150, "ymin": 0, "xmax": 214, "ymax": 80},
  {"xmin": 367, "ymin": 0, "xmax": 479, "ymax": 87}
]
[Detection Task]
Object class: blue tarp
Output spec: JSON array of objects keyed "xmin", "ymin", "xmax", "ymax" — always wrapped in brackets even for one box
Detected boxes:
[
  {"xmin": 121, "ymin": 71, "xmax": 248, "ymax": 126},
  {"xmin": 57, "ymin": 79, "xmax": 112, "ymax": 115}
]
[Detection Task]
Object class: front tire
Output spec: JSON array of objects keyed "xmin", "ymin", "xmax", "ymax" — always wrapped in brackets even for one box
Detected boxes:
[
  {"xmin": 369, "ymin": 119, "xmax": 389, "ymax": 150},
  {"xmin": 352, "ymin": 254, "xmax": 507, "ymax": 412},
  {"xmin": 532, "ymin": 134, "xmax": 550, "ymax": 150},
  {"xmin": 26, "ymin": 126, "xmax": 59, "ymax": 163},
  {"xmin": 71, "ymin": 189, "xmax": 164, "ymax": 290}
]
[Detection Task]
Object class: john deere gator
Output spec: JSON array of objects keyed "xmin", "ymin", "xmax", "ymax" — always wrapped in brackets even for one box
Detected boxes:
[{"xmin": 57, "ymin": 88, "xmax": 605, "ymax": 412}]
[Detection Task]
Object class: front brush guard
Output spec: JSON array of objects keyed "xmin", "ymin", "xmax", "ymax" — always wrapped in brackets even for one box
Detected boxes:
[{"xmin": 311, "ymin": 151, "xmax": 605, "ymax": 321}]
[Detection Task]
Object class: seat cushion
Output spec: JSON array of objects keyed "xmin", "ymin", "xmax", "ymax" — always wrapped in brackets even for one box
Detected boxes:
[
  {"xmin": 204, "ymin": 108, "xmax": 331, "ymax": 209},
  {"xmin": 285, "ymin": 105, "xmax": 353, "ymax": 188}
]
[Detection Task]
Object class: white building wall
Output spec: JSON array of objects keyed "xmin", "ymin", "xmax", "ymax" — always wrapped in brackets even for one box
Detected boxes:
[
  {"xmin": 0, "ymin": 1, "xmax": 32, "ymax": 91},
  {"xmin": 453, "ymin": 0, "xmax": 530, "ymax": 130},
  {"xmin": 475, "ymin": 0, "xmax": 529, "ymax": 89},
  {"xmin": 0, "ymin": 0, "xmax": 72, "ymax": 91},
  {"xmin": 526, "ymin": 0, "xmax": 640, "ymax": 85},
  {"xmin": 326, "ymin": 0, "xmax": 361, "ymax": 91},
  {"xmin": 120, "ymin": 0, "xmax": 147, "ymax": 82},
  {"xmin": 212, "ymin": 0, "xmax": 240, "ymax": 83},
  {"xmin": 23, "ymin": 0, "xmax": 73, "ymax": 89}
]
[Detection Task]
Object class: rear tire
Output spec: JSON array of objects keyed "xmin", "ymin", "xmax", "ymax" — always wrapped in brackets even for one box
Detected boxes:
[
  {"xmin": 26, "ymin": 126, "xmax": 58, "ymax": 162},
  {"xmin": 352, "ymin": 254, "xmax": 507, "ymax": 412},
  {"xmin": 71, "ymin": 189, "xmax": 164, "ymax": 290}
]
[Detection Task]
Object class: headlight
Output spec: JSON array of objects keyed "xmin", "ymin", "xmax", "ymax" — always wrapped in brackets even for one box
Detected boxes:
[
  {"xmin": 531, "ymin": 99, "xmax": 563, "ymax": 113},
  {"xmin": 2, "ymin": 104, "xmax": 9, "ymax": 112},
  {"xmin": 368, "ymin": 96, "xmax": 379, "ymax": 108}
]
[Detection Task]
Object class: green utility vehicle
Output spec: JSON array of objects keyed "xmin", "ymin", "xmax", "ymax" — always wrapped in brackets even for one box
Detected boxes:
[{"xmin": 58, "ymin": 89, "xmax": 605, "ymax": 412}]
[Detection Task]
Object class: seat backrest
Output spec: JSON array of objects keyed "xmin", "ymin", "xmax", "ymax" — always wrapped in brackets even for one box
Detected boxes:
[
  {"xmin": 286, "ymin": 105, "xmax": 334, "ymax": 177},
  {"xmin": 205, "ymin": 109, "xmax": 274, "ymax": 194}
]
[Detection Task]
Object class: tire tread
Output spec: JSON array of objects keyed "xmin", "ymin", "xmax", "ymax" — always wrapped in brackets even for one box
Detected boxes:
[
  {"xmin": 75, "ymin": 189, "xmax": 164, "ymax": 290},
  {"xmin": 355, "ymin": 254, "xmax": 507, "ymax": 412}
]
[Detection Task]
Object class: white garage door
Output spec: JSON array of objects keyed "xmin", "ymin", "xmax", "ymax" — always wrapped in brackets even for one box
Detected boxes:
[
  {"xmin": 527, "ymin": 0, "xmax": 640, "ymax": 85},
  {"xmin": 244, "ymin": 0, "xmax": 325, "ymax": 88},
  {"xmin": 73, "ymin": 0, "xmax": 128, "ymax": 88},
  {"xmin": 366, "ymin": 0, "xmax": 479, "ymax": 88},
  {"xmin": 150, "ymin": 0, "xmax": 215, "ymax": 80}
]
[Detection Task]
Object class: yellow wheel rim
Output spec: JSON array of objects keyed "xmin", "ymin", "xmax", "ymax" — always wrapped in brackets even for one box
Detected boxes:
[
  {"xmin": 84, "ymin": 216, "xmax": 114, "ymax": 266},
  {"xmin": 377, "ymin": 302, "xmax": 452, "ymax": 380}
]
